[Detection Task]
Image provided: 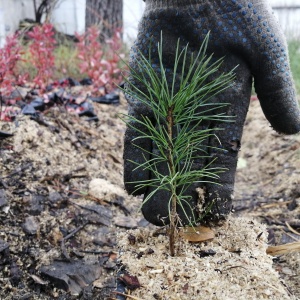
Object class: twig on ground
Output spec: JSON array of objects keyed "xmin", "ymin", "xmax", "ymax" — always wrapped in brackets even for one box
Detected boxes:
[
  {"xmin": 30, "ymin": 116, "xmax": 59, "ymax": 133},
  {"xmin": 222, "ymin": 265, "xmax": 248, "ymax": 272},
  {"xmin": 113, "ymin": 291, "xmax": 144, "ymax": 300},
  {"xmin": 68, "ymin": 191, "xmax": 107, "ymax": 206},
  {"xmin": 79, "ymin": 250, "xmax": 111, "ymax": 255},
  {"xmin": 0, "ymin": 179, "xmax": 8, "ymax": 188},
  {"xmin": 259, "ymin": 200, "xmax": 293, "ymax": 209},
  {"xmin": 0, "ymin": 162, "xmax": 32, "ymax": 179},
  {"xmin": 69, "ymin": 192, "xmax": 130, "ymax": 215},
  {"xmin": 61, "ymin": 220, "xmax": 89, "ymax": 260},
  {"xmin": 40, "ymin": 167, "xmax": 86, "ymax": 184},
  {"xmin": 68, "ymin": 199, "xmax": 107, "ymax": 212},
  {"xmin": 285, "ymin": 222, "xmax": 300, "ymax": 236}
]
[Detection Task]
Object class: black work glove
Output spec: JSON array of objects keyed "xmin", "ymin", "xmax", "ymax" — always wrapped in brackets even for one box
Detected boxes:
[{"xmin": 123, "ymin": 0, "xmax": 300, "ymax": 226}]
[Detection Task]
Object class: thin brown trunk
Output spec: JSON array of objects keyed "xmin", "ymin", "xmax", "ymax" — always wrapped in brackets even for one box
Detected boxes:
[{"xmin": 85, "ymin": 0, "xmax": 123, "ymax": 40}]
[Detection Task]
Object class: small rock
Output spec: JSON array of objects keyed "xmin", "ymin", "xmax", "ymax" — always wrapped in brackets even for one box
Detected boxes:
[
  {"xmin": 0, "ymin": 189, "xmax": 8, "ymax": 208},
  {"xmin": 280, "ymin": 232, "xmax": 299, "ymax": 244},
  {"xmin": 95, "ymin": 275, "xmax": 122, "ymax": 299},
  {"xmin": 0, "ymin": 239, "xmax": 10, "ymax": 265},
  {"xmin": 281, "ymin": 267, "xmax": 294, "ymax": 276},
  {"xmin": 48, "ymin": 191, "xmax": 65, "ymax": 208},
  {"xmin": 103, "ymin": 259, "xmax": 117, "ymax": 270},
  {"xmin": 0, "ymin": 239, "xmax": 9, "ymax": 253},
  {"xmin": 196, "ymin": 249, "xmax": 217, "ymax": 258},
  {"xmin": 92, "ymin": 227, "xmax": 115, "ymax": 247},
  {"xmin": 82, "ymin": 203, "xmax": 112, "ymax": 226},
  {"xmin": 114, "ymin": 216, "xmax": 138, "ymax": 229},
  {"xmin": 22, "ymin": 216, "xmax": 39, "ymax": 235},
  {"xmin": 30, "ymin": 274, "xmax": 47, "ymax": 285},
  {"xmin": 26, "ymin": 194, "xmax": 45, "ymax": 215},
  {"xmin": 89, "ymin": 178, "xmax": 126, "ymax": 202},
  {"xmin": 138, "ymin": 218, "xmax": 150, "ymax": 227},
  {"xmin": 10, "ymin": 261, "xmax": 23, "ymax": 286},
  {"xmin": 287, "ymin": 198, "xmax": 298, "ymax": 211}
]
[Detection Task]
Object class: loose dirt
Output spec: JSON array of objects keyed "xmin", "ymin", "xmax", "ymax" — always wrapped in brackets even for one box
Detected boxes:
[{"xmin": 0, "ymin": 97, "xmax": 299, "ymax": 299}]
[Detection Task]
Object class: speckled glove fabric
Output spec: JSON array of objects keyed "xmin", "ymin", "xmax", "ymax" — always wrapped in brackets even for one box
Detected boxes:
[{"xmin": 124, "ymin": 0, "xmax": 300, "ymax": 226}]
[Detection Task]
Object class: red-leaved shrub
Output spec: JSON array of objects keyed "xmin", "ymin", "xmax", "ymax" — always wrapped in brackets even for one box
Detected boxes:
[
  {"xmin": 27, "ymin": 23, "xmax": 56, "ymax": 91},
  {"xmin": 0, "ymin": 33, "xmax": 27, "ymax": 97},
  {"xmin": 76, "ymin": 26, "xmax": 125, "ymax": 92}
]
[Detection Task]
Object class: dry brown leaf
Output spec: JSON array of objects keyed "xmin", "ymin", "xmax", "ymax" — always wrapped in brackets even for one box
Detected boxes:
[
  {"xmin": 118, "ymin": 273, "xmax": 141, "ymax": 290},
  {"xmin": 267, "ymin": 242, "xmax": 300, "ymax": 256},
  {"xmin": 179, "ymin": 225, "xmax": 215, "ymax": 242}
]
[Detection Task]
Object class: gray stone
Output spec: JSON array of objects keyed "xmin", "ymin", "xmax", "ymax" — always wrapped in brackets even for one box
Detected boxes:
[
  {"xmin": 27, "ymin": 194, "xmax": 45, "ymax": 215},
  {"xmin": 114, "ymin": 216, "xmax": 138, "ymax": 229},
  {"xmin": 0, "ymin": 189, "xmax": 8, "ymax": 208},
  {"xmin": 84, "ymin": 204, "xmax": 112, "ymax": 226},
  {"xmin": 92, "ymin": 227, "xmax": 115, "ymax": 247},
  {"xmin": 48, "ymin": 192, "xmax": 65, "ymax": 208},
  {"xmin": 22, "ymin": 216, "xmax": 39, "ymax": 235},
  {"xmin": 0, "ymin": 239, "xmax": 9, "ymax": 253}
]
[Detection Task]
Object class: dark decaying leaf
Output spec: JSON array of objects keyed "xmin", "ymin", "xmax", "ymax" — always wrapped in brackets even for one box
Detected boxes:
[
  {"xmin": 196, "ymin": 249, "xmax": 217, "ymax": 258},
  {"xmin": 40, "ymin": 260, "xmax": 102, "ymax": 295},
  {"xmin": 118, "ymin": 273, "xmax": 141, "ymax": 290},
  {"xmin": 182, "ymin": 282, "xmax": 189, "ymax": 294}
]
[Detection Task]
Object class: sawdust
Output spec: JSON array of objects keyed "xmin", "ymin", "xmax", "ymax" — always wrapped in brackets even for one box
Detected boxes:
[
  {"xmin": 7, "ymin": 102, "xmax": 126, "ymax": 190},
  {"xmin": 117, "ymin": 99, "xmax": 300, "ymax": 300},
  {"xmin": 235, "ymin": 99, "xmax": 300, "ymax": 203},
  {"xmin": 118, "ymin": 216, "xmax": 293, "ymax": 300},
  {"xmin": 0, "ymin": 97, "xmax": 299, "ymax": 298},
  {"xmin": 89, "ymin": 178, "xmax": 127, "ymax": 201}
]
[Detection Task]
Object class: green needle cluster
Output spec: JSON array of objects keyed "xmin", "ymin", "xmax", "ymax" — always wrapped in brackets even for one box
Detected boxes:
[{"xmin": 122, "ymin": 33, "xmax": 236, "ymax": 255}]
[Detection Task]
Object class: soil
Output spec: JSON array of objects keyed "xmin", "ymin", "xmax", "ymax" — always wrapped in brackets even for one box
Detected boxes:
[{"xmin": 0, "ymin": 94, "xmax": 299, "ymax": 299}]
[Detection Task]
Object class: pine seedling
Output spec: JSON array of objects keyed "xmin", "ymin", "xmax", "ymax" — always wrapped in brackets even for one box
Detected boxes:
[{"xmin": 122, "ymin": 34, "xmax": 235, "ymax": 256}]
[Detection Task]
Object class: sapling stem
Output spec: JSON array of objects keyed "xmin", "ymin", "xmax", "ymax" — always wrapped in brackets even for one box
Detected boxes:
[{"xmin": 166, "ymin": 104, "xmax": 177, "ymax": 256}]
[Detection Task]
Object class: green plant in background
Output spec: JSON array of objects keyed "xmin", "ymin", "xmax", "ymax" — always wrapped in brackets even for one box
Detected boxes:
[
  {"xmin": 288, "ymin": 40, "xmax": 300, "ymax": 96},
  {"xmin": 122, "ymin": 34, "xmax": 235, "ymax": 256},
  {"xmin": 16, "ymin": 40, "xmax": 82, "ymax": 82},
  {"xmin": 52, "ymin": 37, "xmax": 82, "ymax": 80}
]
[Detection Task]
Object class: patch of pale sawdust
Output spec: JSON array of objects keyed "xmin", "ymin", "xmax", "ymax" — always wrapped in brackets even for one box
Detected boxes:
[
  {"xmin": 282, "ymin": 252, "xmax": 300, "ymax": 297},
  {"xmin": 235, "ymin": 99, "xmax": 300, "ymax": 200},
  {"xmin": 1, "ymin": 97, "xmax": 299, "ymax": 298},
  {"xmin": 89, "ymin": 178, "xmax": 127, "ymax": 201},
  {"xmin": 118, "ymin": 216, "xmax": 293, "ymax": 300},
  {"xmin": 234, "ymin": 99, "xmax": 300, "ymax": 298},
  {"xmin": 11, "ymin": 103, "xmax": 126, "ymax": 190}
]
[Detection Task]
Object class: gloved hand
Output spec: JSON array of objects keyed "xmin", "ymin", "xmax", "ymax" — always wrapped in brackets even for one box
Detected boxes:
[{"xmin": 123, "ymin": 0, "xmax": 300, "ymax": 226}]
